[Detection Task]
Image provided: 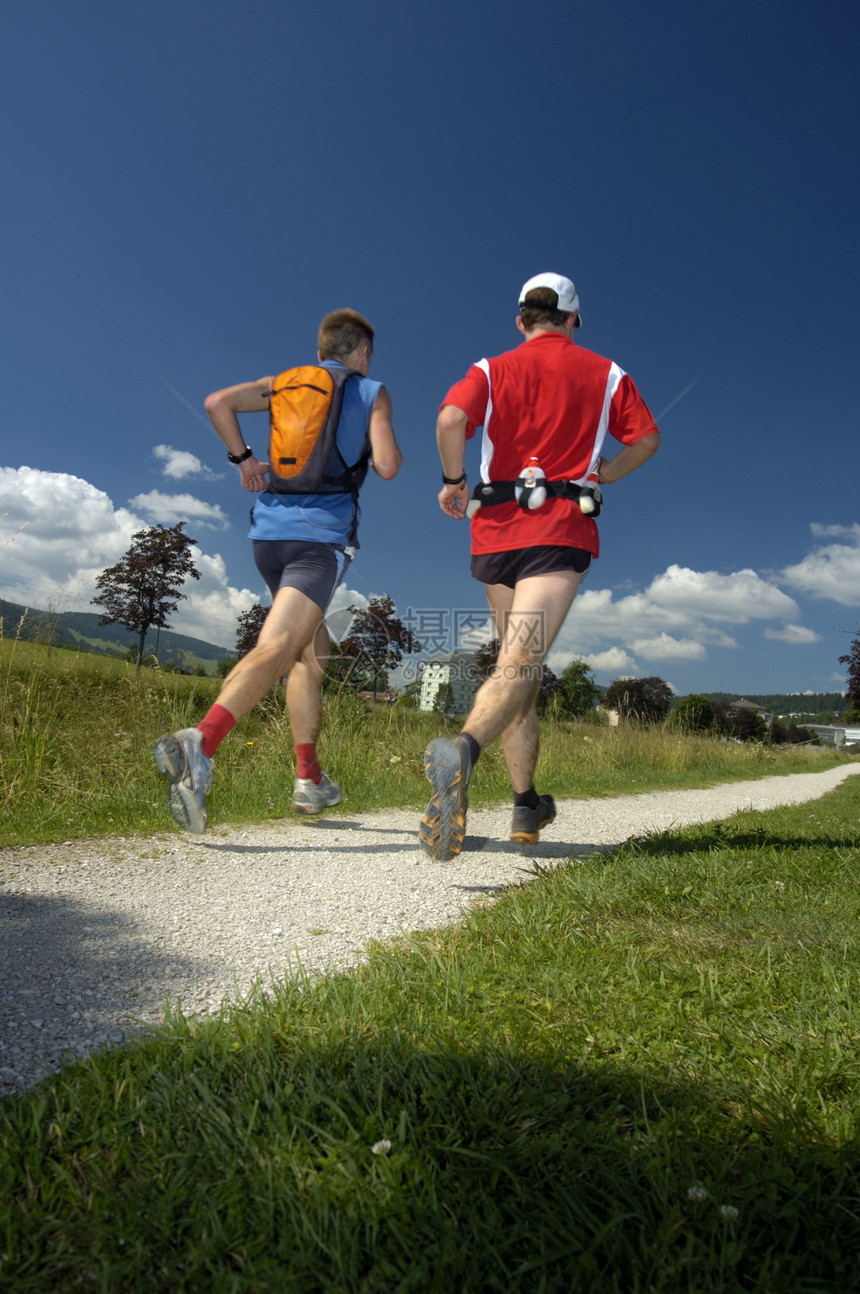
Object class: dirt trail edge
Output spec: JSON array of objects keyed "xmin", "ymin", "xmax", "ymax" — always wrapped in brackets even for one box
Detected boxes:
[{"xmin": 1, "ymin": 763, "xmax": 858, "ymax": 1097}]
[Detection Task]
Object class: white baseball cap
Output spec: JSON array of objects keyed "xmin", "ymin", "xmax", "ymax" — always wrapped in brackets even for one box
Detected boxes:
[{"xmin": 518, "ymin": 272, "xmax": 582, "ymax": 326}]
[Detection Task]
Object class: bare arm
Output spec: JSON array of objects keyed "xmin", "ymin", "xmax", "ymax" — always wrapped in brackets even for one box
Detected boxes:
[
  {"xmin": 596, "ymin": 431, "xmax": 661, "ymax": 485},
  {"xmin": 436, "ymin": 403, "xmax": 470, "ymax": 519},
  {"xmin": 204, "ymin": 377, "xmax": 273, "ymax": 493},
  {"xmin": 367, "ymin": 387, "xmax": 402, "ymax": 479}
]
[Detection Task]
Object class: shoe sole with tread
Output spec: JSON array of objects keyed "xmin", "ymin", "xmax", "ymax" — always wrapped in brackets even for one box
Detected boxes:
[{"xmin": 419, "ymin": 737, "xmax": 469, "ymax": 861}]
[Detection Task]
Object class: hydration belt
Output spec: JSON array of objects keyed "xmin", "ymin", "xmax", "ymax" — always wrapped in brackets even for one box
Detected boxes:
[{"xmin": 468, "ymin": 478, "xmax": 600, "ymax": 510}]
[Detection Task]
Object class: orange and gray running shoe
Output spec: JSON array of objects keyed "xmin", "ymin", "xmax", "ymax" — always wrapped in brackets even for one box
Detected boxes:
[
  {"xmin": 419, "ymin": 735, "xmax": 473, "ymax": 860},
  {"xmin": 509, "ymin": 794, "xmax": 556, "ymax": 844}
]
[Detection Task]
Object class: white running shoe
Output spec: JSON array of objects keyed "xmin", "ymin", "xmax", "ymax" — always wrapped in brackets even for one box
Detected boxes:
[
  {"xmin": 153, "ymin": 727, "xmax": 213, "ymax": 834},
  {"xmin": 291, "ymin": 770, "xmax": 343, "ymax": 815}
]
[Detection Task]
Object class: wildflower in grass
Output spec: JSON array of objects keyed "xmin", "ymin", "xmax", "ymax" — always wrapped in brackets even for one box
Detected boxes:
[
  {"xmin": 774, "ymin": 880, "xmax": 785, "ymax": 890},
  {"xmin": 719, "ymin": 1205, "xmax": 739, "ymax": 1221},
  {"xmin": 389, "ymin": 754, "xmax": 402, "ymax": 764},
  {"xmin": 372, "ymin": 1139, "xmax": 392, "ymax": 1156},
  {"xmin": 687, "ymin": 1184, "xmax": 708, "ymax": 1203}
]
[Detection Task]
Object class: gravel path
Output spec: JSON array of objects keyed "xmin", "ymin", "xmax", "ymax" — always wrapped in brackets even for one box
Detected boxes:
[{"xmin": 2, "ymin": 764, "xmax": 858, "ymax": 1099}]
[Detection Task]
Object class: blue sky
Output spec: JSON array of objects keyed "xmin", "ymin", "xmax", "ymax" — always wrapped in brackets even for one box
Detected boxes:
[{"xmin": 1, "ymin": 0, "xmax": 858, "ymax": 697}]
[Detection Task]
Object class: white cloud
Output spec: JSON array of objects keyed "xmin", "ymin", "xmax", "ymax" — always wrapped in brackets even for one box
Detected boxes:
[
  {"xmin": 153, "ymin": 444, "xmax": 219, "ymax": 481},
  {"xmin": 646, "ymin": 564, "xmax": 799, "ymax": 623},
  {"xmin": 579, "ymin": 646, "xmax": 638, "ymax": 675},
  {"xmin": 171, "ymin": 552, "xmax": 259, "ymax": 647},
  {"xmin": 325, "ymin": 584, "xmax": 368, "ymax": 641},
  {"xmin": 0, "ymin": 467, "xmax": 143, "ymax": 609},
  {"xmin": 0, "ymin": 466, "xmax": 260, "ymax": 648},
  {"xmin": 764, "ymin": 624, "xmax": 822, "ymax": 644},
  {"xmin": 810, "ymin": 523, "xmax": 860, "ymax": 541},
  {"xmin": 627, "ymin": 633, "xmax": 707, "ymax": 662},
  {"xmin": 780, "ymin": 526, "xmax": 860, "ymax": 606},
  {"xmin": 129, "ymin": 490, "xmax": 229, "ymax": 529},
  {"xmin": 546, "ymin": 563, "xmax": 799, "ymax": 677}
]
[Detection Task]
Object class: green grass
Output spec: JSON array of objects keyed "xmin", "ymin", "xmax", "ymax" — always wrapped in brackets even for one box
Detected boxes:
[
  {"xmin": 2, "ymin": 779, "xmax": 860, "ymax": 1290},
  {"xmin": 0, "ymin": 639, "xmax": 852, "ymax": 847}
]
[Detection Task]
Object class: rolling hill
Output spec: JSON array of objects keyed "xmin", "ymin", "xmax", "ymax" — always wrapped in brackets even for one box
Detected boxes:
[{"xmin": 0, "ymin": 598, "xmax": 235, "ymax": 674}]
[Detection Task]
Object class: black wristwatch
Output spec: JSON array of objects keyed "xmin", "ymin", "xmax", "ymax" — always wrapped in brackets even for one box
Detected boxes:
[{"xmin": 227, "ymin": 445, "xmax": 254, "ymax": 465}]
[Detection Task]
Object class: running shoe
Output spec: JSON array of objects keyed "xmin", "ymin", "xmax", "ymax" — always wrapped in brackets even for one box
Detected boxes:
[
  {"xmin": 291, "ymin": 770, "xmax": 343, "ymax": 814},
  {"xmin": 509, "ymin": 794, "xmax": 556, "ymax": 845},
  {"xmin": 153, "ymin": 727, "xmax": 213, "ymax": 834},
  {"xmin": 419, "ymin": 735, "xmax": 473, "ymax": 861}
]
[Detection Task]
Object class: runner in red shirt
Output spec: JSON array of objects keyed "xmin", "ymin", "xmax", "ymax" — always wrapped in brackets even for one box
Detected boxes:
[{"xmin": 419, "ymin": 273, "xmax": 661, "ymax": 860}]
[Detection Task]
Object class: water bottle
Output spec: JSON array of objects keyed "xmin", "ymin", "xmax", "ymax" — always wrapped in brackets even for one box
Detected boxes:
[
  {"xmin": 514, "ymin": 457, "xmax": 547, "ymax": 510},
  {"xmin": 578, "ymin": 473, "xmax": 602, "ymax": 517}
]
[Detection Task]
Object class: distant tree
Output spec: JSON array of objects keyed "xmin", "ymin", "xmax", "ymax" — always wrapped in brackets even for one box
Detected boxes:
[
  {"xmin": 473, "ymin": 637, "xmax": 501, "ymax": 682},
  {"xmin": 536, "ymin": 665, "xmax": 564, "ymax": 716},
  {"xmin": 124, "ymin": 645, "xmax": 158, "ymax": 669},
  {"xmin": 713, "ymin": 703, "xmax": 767, "ymax": 742},
  {"xmin": 215, "ymin": 658, "xmax": 235, "ymax": 678},
  {"xmin": 433, "ymin": 681, "xmax": 457, "ymax": 717},
  {"xmin": 769, "ymin": 719, "xmax": 813, "ymax": 745},
  {"xmin": 602, "ymin": 676, "xmax": 674, "ymax": 724},
  {"xmin": 395, "ymin": 675, "xmax": 423, "ymax": 708},
  {"xmin": 93, "ymin": 523, "xmax": 200, "ymax": 672},
  {"xmin": 671, "ymin": 694, "xmax": 715, "ymax": 733},
  {"xmin": 338, "ymin": 595, "xmax": 421, "ymax": 700},
  {"xmin": 559, "ymin": 659, "xmax": 600, "ymax": 717},
  {"xmin": 236, "ymin": 603, "xmax": 269, "ymax": 659},
  {"xmin": 839, "ymin": 630, "xmax": 860, "ymax": 722},
  {"xmin": 320, "ymin": 639, "xmax": 352, "ymax": 692}
]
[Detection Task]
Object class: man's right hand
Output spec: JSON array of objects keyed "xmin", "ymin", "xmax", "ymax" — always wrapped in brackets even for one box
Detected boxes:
[
  {"xmin": 239, "ymin": 456, "xmax": 270, "ymax": 492},
  {"xmin": 438, "ymin": 480, "xmax": 469, "ymax": 519}
]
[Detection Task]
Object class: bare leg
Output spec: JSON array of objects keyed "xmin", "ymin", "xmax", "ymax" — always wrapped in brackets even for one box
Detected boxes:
[
  {"xmin": 155, "ymin": 586, "xmax": 324, "ymax": 835},
  {"xmin": 286, "ymin": 619, "xmax": 329, "ymax": 743},
  {"xmin": 418, "ymin": 570, "xmax": 583, "ymax": 860},
  {"xmin": 474, "ymin": 582, "xmax": 542, "ymax": 793},
  {"xmin": 464, "ymin": 571, "xmax": 583, "ymax": 765},
  {"xmin": 216, "ymin": 586, "xmax": 324, "ymax": 722},
  {"xmin": 499, "ymin": 676, "xmax": 543, "ymax": 793}
]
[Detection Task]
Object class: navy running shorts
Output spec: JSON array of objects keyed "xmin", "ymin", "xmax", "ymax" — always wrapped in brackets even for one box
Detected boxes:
[
  {"xmin": 470, "ymin": 545, "xmax": 592, "ymax": 589},
  {"xmin": 252, "ymin": 540, "xmax": 351, "ymax": 611}
]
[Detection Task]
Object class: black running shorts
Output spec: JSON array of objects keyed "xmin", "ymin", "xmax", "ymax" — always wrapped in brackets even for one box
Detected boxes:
[
  {"xmin": 252, "ymin": 540, "xmax": 351, "ymax": 611},
  {"xmin": 470, "ymin": 545, "xmax": 592, "ymax": 589}
]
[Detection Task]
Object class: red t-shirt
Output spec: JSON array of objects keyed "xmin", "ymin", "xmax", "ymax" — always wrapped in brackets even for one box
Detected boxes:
[{"xmin": 441, "ymin": 332, "xmax": 657, "ymax": 556}]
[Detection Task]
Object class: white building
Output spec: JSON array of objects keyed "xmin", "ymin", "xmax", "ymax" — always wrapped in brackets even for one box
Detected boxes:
[{"xmin": 418, "ymin": 651, "xmax": 478, "ymax": 714}]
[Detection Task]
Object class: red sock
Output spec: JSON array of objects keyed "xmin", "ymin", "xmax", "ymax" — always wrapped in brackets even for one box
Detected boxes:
[
  {"xmin": 295, "ymin": 743, "xmax": 321, "ymax": 783},
  {"xmin": 197, "ymin": 704, "xmax": 236, "ymax": 758}
]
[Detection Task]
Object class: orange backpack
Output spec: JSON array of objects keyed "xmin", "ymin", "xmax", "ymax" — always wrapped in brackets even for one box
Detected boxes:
[{"xmin": 267, "ymin": 364, "xmax": 366, "ymax": 495}]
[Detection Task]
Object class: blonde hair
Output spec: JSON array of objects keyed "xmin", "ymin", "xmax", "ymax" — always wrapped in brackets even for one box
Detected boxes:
[{"xmin": 317, "ymin": 309, "xmax": 375, "ymax": 361}]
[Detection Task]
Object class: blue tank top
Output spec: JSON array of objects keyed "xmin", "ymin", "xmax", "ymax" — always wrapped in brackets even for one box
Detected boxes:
[{"xmin": 248, "ymin": 362, "xmax": 382, "ymax": 550}]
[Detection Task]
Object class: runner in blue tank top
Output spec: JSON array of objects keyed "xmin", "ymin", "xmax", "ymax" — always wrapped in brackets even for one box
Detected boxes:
[{"xmin": 153, "ymin": 309, "xmax": 402, "ymax": 833}]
